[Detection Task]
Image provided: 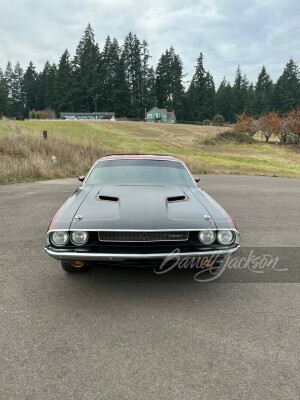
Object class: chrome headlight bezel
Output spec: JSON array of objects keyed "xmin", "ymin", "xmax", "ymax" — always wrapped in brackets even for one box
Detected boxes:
[
  {"xmin": 70, "ymin": 231, "xmax": 89, "ymax": 245},
  {"xmin": 217, "ymin": 230, "xmax": 235, "ymax": 245},
  {"xmin": 198, "ymin": 230, "xmax": 216, "ymax": 244},
  {"xmin": 50, "ymin": 231, "xmax": 69, "ymax": 247}
]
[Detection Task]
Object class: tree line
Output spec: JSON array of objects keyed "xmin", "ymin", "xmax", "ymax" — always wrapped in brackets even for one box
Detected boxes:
[{"xmin": 1, "ymin": 24, "xmax": 300, "ymax": 122}]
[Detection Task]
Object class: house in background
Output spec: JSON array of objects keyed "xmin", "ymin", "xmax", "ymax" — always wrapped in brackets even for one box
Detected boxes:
[
  {"xmin": 145, "ymin": 107, "xmax": 176, "ymax": 123},
  {"xmin": 60, "ymin": 112, "xmax": 115, "ymax": 120}
]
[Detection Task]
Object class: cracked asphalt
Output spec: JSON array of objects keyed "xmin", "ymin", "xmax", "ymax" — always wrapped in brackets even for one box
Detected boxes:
[{"xmin": 0, "ymin": 175, "xmax": 299, "ymax": 400}]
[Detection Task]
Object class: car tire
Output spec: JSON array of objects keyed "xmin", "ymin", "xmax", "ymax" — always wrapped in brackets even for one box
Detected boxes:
[{"xmin": 61, "ymin": 261, "xmax": 89, "ymax": 273}]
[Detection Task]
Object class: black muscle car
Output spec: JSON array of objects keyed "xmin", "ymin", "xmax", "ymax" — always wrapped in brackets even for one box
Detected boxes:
[{"xmin": 45, "ymin": 155, "xmax": 240, "ymax": 272}]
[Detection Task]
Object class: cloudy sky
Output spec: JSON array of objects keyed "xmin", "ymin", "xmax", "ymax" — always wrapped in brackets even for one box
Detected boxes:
[{"xmin": 0, "ymin": 0, "xmax": 299, "ymax": 87}]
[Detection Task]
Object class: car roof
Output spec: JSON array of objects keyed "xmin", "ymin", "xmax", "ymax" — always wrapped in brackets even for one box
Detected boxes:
[{"xmin": 98, "ymin": 154, "xmax": 181, "ymax": 162}]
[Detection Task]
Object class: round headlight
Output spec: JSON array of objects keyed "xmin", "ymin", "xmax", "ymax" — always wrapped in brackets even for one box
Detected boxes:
[
  {"xmin": 70, "ymin": 231, "xmax": 89, "ymax": 245},
  {"xmin": 217, "ymin": 230, "xmax": 234, "ymax": 244},
  {"xmin": 198, "ymin": 230, "xmax": 216, "ymax": 244},
  {"xmin": 51, "ymin": 231, "xmax": 69, "ymax": 246}
]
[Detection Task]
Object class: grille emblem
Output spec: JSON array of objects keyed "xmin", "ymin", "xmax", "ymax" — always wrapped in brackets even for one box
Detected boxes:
[{"xmin": 140, "ymin": 232, "xmax": 150, "ymax": 241}]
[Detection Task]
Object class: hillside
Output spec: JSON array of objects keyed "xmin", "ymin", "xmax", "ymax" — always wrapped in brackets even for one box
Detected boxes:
[{"xmin": 0, "ymin": 120, "xmax": 299, "ymax": 184}]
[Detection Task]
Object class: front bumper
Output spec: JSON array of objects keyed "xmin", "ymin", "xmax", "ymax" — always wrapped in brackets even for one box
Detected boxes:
[{"xmin": 44, "ymin": 246, "xmax": 240, "ymax": 262}]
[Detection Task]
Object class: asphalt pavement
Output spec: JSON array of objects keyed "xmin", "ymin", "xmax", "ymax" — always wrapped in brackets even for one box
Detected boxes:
[{"xmin": 0, "ymin": 175, "xmax": 299, "ymax": 399}]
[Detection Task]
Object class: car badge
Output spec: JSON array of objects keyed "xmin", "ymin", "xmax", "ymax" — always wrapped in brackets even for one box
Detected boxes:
[{"xmin": 140, "ymin": 232, "xmax": 150, "ymax": 241}]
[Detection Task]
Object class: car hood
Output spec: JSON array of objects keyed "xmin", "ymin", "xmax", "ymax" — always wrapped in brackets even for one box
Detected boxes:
[{"xmin": 69, "ymin": 185, "xmax": 217, "ymax": 230}]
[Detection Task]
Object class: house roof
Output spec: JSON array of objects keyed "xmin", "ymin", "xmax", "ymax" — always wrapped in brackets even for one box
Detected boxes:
[
  {"xmin": 60, "ymin": 112, "xmax": 115, "ymax": 116},
  {"xmin": 159, "ymin": 108, "xmax": 168, "ymax": 115},
  {"xmin": 166, "ymin": 111, "xmax": 176, "ymax": 120}
]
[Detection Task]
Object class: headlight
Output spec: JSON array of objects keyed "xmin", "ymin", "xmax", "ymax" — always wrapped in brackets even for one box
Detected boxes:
[
  {"xmin": 51, "ymin": 231, "xmax": 69, "ymax": 246},
  {"xmin": 70, "ymin": 231, "xmax": 89, "ymax": 245},
  {"xmin": 198, "ymin": 230, "xmax": 216, "ymax": 244},
  {"xmin": 217, "ymin": 230, "xmax": 234, "ymax": 244}
]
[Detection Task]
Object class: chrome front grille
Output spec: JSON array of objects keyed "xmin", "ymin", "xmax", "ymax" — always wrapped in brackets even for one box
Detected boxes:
[{"xmin": 98, "ymin": 231, "xmax": 189, "ymax": 242}]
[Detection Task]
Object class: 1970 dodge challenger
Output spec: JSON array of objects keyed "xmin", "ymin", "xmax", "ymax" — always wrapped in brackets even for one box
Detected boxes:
[{"xmin": 45, "ymin": 154, "xmax": 240, "ymax": 272}]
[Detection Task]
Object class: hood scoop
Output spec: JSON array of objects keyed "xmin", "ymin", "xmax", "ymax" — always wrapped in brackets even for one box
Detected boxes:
[
  {"xmin": 167, "ymin": 195, "xmax": 187, "ymax": 202},
  {"xmin": 99, "ymin": 195, "xmax": 119, "ymax": 202}
]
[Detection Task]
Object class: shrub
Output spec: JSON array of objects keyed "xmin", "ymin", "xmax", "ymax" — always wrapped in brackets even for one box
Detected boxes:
[
  {"xmin": 203, "ymin": 119, "xmax": 211, "ymax": 125},
  {"xmin": 212, "ymin": 114, "xmax": 225, "ymax": 124},
  {"xmin": 29, "ymin": 110, "xmax": 37, "ymax": 119},
  {"xmin": 204, "ymin": 130, "xmax": 257, "ymax": 145}
]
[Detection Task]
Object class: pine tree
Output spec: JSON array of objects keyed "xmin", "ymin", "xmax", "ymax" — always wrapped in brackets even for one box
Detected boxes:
[
  {"xmin": 122, "ymin": 32, "xmax": 141, "ymax": 117},
  {"xmin": 140, "ymin": 40, "xmax": 154, "ymax": 117},
  {"xmin": 232, "ymin": 66, "xmax": 249, "ymax": 117},
  {"xmin": 205, "ymin": 71, "xmax": 215, "ymax": 119},
  {"xmin": 4, "ymin": 62, "xmax": 14, "ymax": 115},
  {"xmin": 73, "ymin": 23, "xmax": 101, "ymax": 112},
  {"xmin": 273, "ymin": 59, "xmax": 300, "ymax": 114},
  {"xmin": 155, "ymin": 47, "xmax": 184, "ymax": 118},
  {"xmin": 144, "ymin": 66, "xmax": 156, "ymax": 113},
  {"xmin": 54, "ymin": 50, "xmax": 74, "ymax": 112},
  {"xmin": 44, "ymin": 62, "xmax": 57, "ymax": 109},
  {"xmin": 215, "ymin": 77, "xmax": 233, "ymax": 122},
  {"xmin": 122, "ymin": 32, "xmax": 152, "ymax": 118},
  {"xmin": 255, "ymin": 66, "xmax": 273, "ymax": 115},
  {"xmin": 11, "ymin": 62, "xmax": 25, "ymax": 119},
  {"xmin": 0, "ymin": 68, "xmax": 9, "ymax": 117},
  {"xmin": 115, "ymin": 48, "xmax": 130, "ymax": 116},
  {"xmin": 246, "ymin": 82, "xmax": 256, "ymax": 116},
  {"xmin": 98, "ymin": 36, "xmax": 129, "ymax": 115},
  {"xmin": 186, "ymin": 53, "xmax": 215, "ymax": 121},
  {"xmin": 23, "ymin": 61, "xmax": 38, "ymax": 116},
  {"xmin": 36, "ymin": 61, "xmax": 57, "ymax": 111}
]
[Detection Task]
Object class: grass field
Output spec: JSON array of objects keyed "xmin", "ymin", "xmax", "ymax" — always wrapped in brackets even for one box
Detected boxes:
[{"xmin": 0, "ymin": 119, "xmax": 299, "ymax": 184}]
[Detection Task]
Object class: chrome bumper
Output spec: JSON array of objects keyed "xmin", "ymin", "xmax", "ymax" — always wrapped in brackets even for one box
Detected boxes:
[{"xmin": 44, "ymin": 246, "xmax": 240, "ymax": 261}]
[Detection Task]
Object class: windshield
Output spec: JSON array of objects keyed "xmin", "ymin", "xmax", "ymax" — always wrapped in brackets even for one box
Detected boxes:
[{"xmin": 85, "ymin": 159, "xmax": 195, "ymax": 186}]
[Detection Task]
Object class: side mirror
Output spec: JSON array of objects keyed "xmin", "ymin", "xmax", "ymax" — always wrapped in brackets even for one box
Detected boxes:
[
  {"xmin": 78, "ymin": 175, "xmax": 85, "ymax": 182},
  {"xmin": 194, "ymin": 176, "xmax": 200, "ymax": 183}
]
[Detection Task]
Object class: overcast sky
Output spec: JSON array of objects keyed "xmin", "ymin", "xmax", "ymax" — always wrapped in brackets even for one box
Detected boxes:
[{"xmin": 0, "ymin": 0, "xmax": 299, "ymax": 87}]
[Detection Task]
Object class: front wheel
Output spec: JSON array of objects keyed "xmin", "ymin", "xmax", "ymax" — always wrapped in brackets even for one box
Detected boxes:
[{"xmin": 61, "ymin": 261, "xmax": 89, "ymax": 273}]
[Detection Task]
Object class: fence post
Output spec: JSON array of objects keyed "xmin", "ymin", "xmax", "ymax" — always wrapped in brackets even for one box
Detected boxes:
[{"xmin": 43, "ymin": 130, "xmax": 48, "ymax": 139}]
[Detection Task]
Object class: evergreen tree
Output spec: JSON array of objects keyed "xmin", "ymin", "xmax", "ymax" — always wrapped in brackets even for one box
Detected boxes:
[
  {"xmin": 44, "ymin": 62, "xmax": 57, "ymax": 109},
  {"xmin": 122, "ymin": 32, "xmax": 141, "ymax": 117},
  {"xmin": 0, "ymin": 68, "xmax": 9, "ymax": 117},
  {"xmin": 140, "ymin": 40, "xmax": 154, "ymax": 117},
  {"xmin": 205, "ymin": 71, "xmax": 215, "ymax": 119},
  {"xmin": 186, "ymin": 53, "xmax": 215, "ymax": 121},
  {"xmin": 215, "ymin": 77, "xmax": 233, "ymax": 122},
  {"xmin": 54, "ymin": 50, "xmax": 74, "ymax": 112},
  {"xmin": 246, "ymin": 82, "xmax": 256, "ymax": 116},
  {"xmin": 254, "ymin": 66, "xmax": 273, "ymax": 115},
  {"xmin": 11, "ymin": 62, "xmax": 25, "ymax": 119},
  {"xmin": 36, "ymin": 61, "xmax": 57, "ymax": 111},
  {"xmin": 115, "ymin": 48, "xmax": 130, "ymax": 116},
  {"xmin": 98, "ymin": 36, "xmax": 129, "ymax": 116},
  {"xmin": 144, "ymin": 66, "xmax": 156, "ymax": 112},
  {"xmin": 73, "ymin": 23, "xmax": 101, "ymax": 112},
  {"xmin": 232, "ymin": 66, "xmax": 249, "ymax": 117},
  {"xmin": 23, "ymin": 61, "xmax": 38, "ymax": 116},
  {"xmin": 155, "ymin": 47, "xmax": 184, "ymax": 118},
  {"xmin": 4, "ymin": 62, "xmax": 14, "ymax": 115},
  {"xmin": 122, "ymin": 32, "xmax": 152, "ymax": 118},
  {"xmin": 273, "ymin": 59, "xmax": 300, "ymax": 113},
  {"xmin": 99, "ymin": 35, "xmax": 113, "ymax": 110}
]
